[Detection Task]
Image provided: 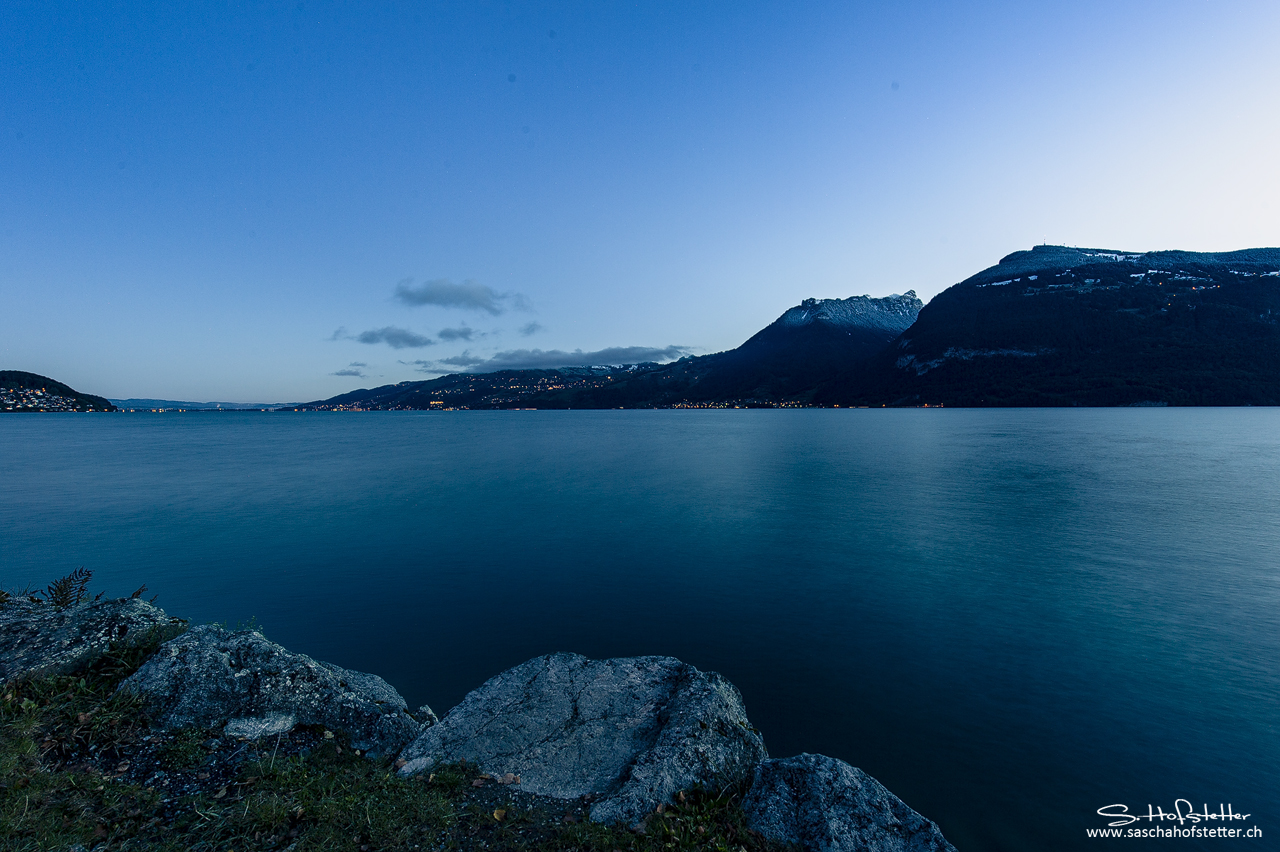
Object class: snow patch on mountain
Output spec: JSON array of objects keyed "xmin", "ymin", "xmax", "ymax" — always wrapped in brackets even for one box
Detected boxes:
[{"xmin": 776, "ymin": 292, "xmax": 922, "ymax": 333}]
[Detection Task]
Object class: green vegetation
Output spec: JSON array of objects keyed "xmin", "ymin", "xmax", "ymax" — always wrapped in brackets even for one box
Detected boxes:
[
  {"xmin": 39, "ymin": 567, "xmax": 95, "ymax": 609},
  {"xmin": 1, "ymin": 575, "xmax": 789, "ymax": 851}
]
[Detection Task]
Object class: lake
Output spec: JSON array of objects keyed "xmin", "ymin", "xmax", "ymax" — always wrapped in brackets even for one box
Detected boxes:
[{"xmin": 3, "ymin": 409, "xmax": 1277, "ymax": 850}]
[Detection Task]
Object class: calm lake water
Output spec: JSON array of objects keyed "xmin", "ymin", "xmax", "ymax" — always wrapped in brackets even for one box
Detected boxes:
[{"xmin": 3, "ymin": 409, "xmax": 1278, "ymax": 850}]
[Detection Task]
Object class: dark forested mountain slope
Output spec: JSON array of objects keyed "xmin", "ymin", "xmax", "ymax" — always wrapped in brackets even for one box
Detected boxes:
[
  {"xmin": 0, "ymin": 371, "xmax": 116, "ymax": 412},
  {"xmin": 676, "ymin": 292, "xmax": 922, "ymax": 402},
  {"xmin": 819, "ymin": 245, "xmax": 1280, "ymax": 406}
]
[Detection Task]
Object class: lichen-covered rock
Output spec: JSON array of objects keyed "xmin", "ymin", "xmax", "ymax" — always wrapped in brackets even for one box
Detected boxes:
[
  {"xmin": 0, "ymin": 597, "xmax": 185, "ymax": 685},
  {"xmin": 397, "ymin": 652, "xmax": 767, "ymax": 827},
  {"xmin": 118, "ymin": 624, "xmax": 422, "ymax": 756},
  {"xmin": 742, "ymin": 753, "xmax": 956, "ymax": 852}
]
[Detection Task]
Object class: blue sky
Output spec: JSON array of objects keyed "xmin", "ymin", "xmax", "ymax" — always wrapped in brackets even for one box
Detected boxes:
[{"xmin": 3, "ymin": 1, "xmax": 1278, "ymax": 401}]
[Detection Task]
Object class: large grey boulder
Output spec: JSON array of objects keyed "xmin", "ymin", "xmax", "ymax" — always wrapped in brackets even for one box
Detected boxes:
[
  {"xmin": 119, "ymin": 624, "xmax": 423, "ymax": 756},
  {"xmin": 742, "ymin": 753, "xmax": 956, "ymax": 852},
  {"xmin": 397, "ymin": 652, "xmax": 767, "ymax": 827},
  {"xmin": 0, "ymin": 597, "xmax": 185, "ymax": 685}
]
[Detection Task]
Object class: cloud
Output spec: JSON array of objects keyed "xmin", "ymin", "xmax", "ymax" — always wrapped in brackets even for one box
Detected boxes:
[
  {"xmin": 348, "ymin": 361, "xmax": 368, "ymax": 368},
  {"xmin": 394, "ymin": 278, "xmax": 529, "ymax": 315},
  {"xmin": 330, "ymin": 368, "xmax": 366, "ymax": 377},
  {"xmin": 519, "ymin": 322, "xmax": 543, "ymax": 336},
  {"xmin": 438, "ymin": 326, "xmax": 476, "ymax": 342},
  {"xmin": 436, "ymin": 351, "xmax": 488, "ymax": 367},
  {"xmin": 401, "ymin": 358, "xmax": 453, "ymax": 376},
  {"xmin": 418, "ymin": 345, "xmax": 690, "ymax": 374},
  {"xmin": 354, "ymin": 326, "xmax": 436, "ymax": 349}
]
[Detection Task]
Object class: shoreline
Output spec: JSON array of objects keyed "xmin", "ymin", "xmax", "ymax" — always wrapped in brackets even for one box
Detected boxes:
[{"xmin": 2, "ymin": 581, "xmax": 956, "ymax": 852}]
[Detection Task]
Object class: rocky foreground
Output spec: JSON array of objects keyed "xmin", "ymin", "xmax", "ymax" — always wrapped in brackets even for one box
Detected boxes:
[{"xmin": 1, "ymin": 594, "xmax": 955, "ymax": 852}]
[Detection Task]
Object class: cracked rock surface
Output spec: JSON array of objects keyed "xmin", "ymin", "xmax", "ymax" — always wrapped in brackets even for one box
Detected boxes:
[
  {"xmin": 397, "ymin": 652, "xmax": 767, "ymax": 827},
  {"xmin": 0, "ymin": 597, "xmax": 185, "ymax": 685},
  {"xmin": 118, "ymin": 624, "xmax": 423, "ymax": 757},
  {"xmin": 742, "ymin": 753, "xmax": 957, "ymax": 852}
]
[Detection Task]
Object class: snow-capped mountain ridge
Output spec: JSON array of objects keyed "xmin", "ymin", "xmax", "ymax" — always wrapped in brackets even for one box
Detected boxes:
[{"xmin": 776, "ymin": 292, "xmax": 922, "ymax": 333}]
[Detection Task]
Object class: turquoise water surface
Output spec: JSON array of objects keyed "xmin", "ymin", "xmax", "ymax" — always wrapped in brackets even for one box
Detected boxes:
[{"xmin": 4, "ymin": 409, "xmax": 1278, "ymax": 851}]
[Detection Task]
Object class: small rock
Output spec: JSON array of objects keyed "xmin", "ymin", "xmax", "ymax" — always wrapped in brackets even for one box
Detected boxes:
[
  {"xmin": 741, "ymin": 753, "xmax": 957, "ymax": 852},
  {"xmin": 225, "ymin": 712, "xmax": 296, "ymax": 739},
  {"xmin": 118, "ymin": 624, "xmax": 424, "ymax": 756},
  {"xmin": 0, "ymin": 597, "xmax": 185, "ymax": 685},
  {"xmin": 396, "ymin": 652, "xmax": 767, "ymax": 827}
]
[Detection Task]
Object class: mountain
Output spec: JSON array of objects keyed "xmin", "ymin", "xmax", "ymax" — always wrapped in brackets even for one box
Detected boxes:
[
  {"xmin": 821, "ymin": 245, "xmax": 1280, "ymax": 406},
  {"xmin": 670, "ymin": 292, "xmax": 922, "ymax": 401},
  {"xmin": 295, "ymin": 293, "xmax": 922, "ymax": 410},
  {"xmin": 301, "ymin": 245, "xmax": 1280, "ymax": 410},
  {"xmin": 0, "ymin": 371, "xmax": 117, "ymax": 412}
]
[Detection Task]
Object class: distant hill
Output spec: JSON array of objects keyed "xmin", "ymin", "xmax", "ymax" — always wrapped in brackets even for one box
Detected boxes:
[
  {"xmin": 0, "ymin": 371, "xmax": 116, "ymax": 412},
  {"xmin": 110, "ymin": 399, "xmax": 292, "ymax": 411},
  {"xmin": 300, "ymin": 246, "xmax": 1280, "ymax": 409}
]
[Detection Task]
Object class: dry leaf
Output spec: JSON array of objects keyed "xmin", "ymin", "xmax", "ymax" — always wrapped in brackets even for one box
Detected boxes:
[
  {"xmin": 498, "ymin": 772, "xmax": 520, "ymax": 785},
  {"xmin": 656, "ymin": 803, "xmax": 665, "ymax": 814},
  {"xmin": 493, "ymin": 808, "xmax": 507, "ymax": 821},
  {"xmin": 213, "ymin": 787, "xmax": 228, "ymax": 799},
  {"xmin": 471, "ymin": 778, "xmax": 486, "ymax": 788},
  {"xmin": 323, "ymin": 730, "xmax": 334, "ymax": 739},
  {"xmin": 677, "ymin": 791, "xmax": 686, "ymax": 804},
  {"xmin": 394, "ymin": 758, "xmax": 407, "ymax": 769}
]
